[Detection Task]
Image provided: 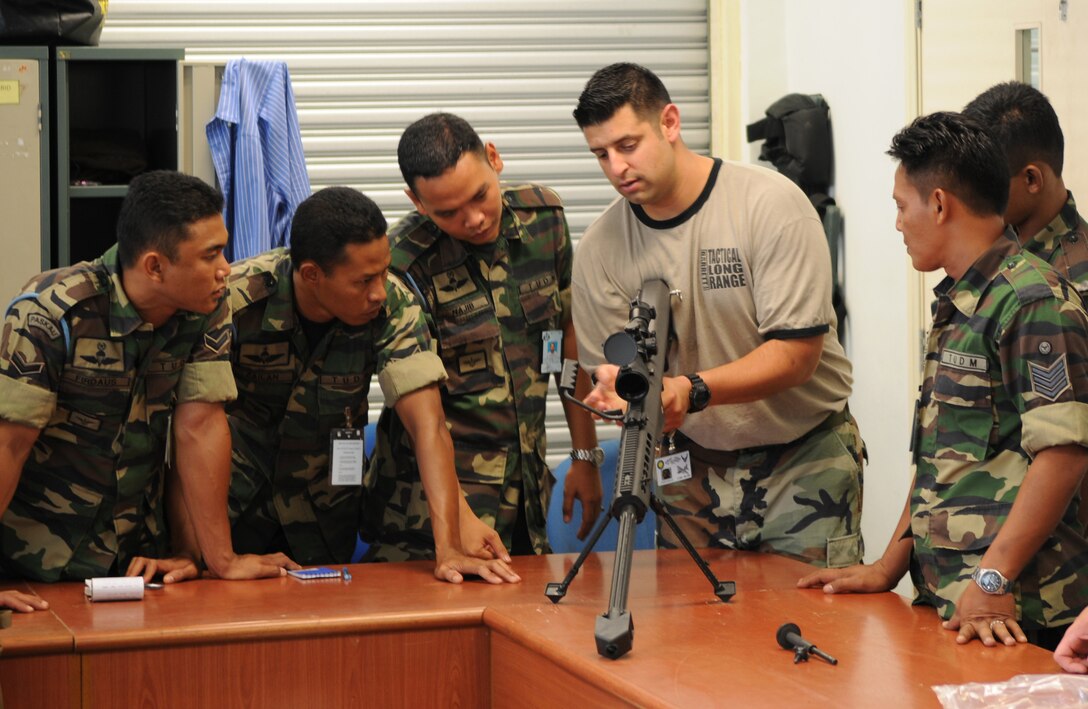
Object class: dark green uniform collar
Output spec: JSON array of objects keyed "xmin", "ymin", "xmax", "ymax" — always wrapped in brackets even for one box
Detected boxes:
[
  {"xmin": 258, "ymin": 252, "xmax": 300, "ymax": 333},
  {"xmin": 933, "ymin": 229, "xmax": 1020, "ymax": 323},
  {"xmin": 99, "ymin": 244, "xmax": 157, "ymax": 339},
  {"xmin": 1022, "ymin": 191, "xmax": 1082, "ymax": 254}
]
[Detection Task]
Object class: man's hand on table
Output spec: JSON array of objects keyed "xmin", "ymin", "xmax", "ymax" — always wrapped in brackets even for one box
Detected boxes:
[
  {"xmin": 434, "ymin": 549, "xmax": 521, "ymax": 585},
  {"xmin": 0, "ymin": 589, "xmax": 49, "ymax": 612}
]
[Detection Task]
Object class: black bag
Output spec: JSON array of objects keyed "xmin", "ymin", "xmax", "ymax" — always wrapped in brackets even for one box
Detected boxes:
[
  {"xmin": 0, "ymin": 0, "xmax": 106, "ymax": 46},
  {"xmin": 746, "ymin": 93, "xmax": 833, "ymax": 196},
  {"xmin": 748, "ymin": 94, "xmax": 847, "ymax": 342}
]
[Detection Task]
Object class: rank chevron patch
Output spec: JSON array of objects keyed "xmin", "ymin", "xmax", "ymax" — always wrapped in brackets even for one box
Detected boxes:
[
  {"xmin": 204, "ymin": 330, "xmax": 231, "ymax": 354},
  {"xmin": 1029, "ymin": 354, "xmax": 1071, "ymax": 402},
  {"xmin": 10, "ymin": 351, "xmax": 44, "ymax": 376}
]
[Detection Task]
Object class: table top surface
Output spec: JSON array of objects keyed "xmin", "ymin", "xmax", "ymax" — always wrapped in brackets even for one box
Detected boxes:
[{"xmin": 1, "ymin": 549, "xmax": 1064, "ymax": 706}]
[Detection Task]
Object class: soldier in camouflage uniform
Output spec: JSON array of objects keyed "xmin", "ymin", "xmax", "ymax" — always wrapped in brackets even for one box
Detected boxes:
[
  {"xmin": 572, "ymin": 63, "xmax": 864, "ymax": 568},
  {"xmin": 965, "ymin": 84, "xmax": 1088, "ymax": 539},
  {"xmin": 0, "ymin": 171, "xmax": 294, "ymax": 612},
  {"xmin": 801, "ymin": 112, "xmax": 1088, "ymax": 651},
  {"xmin": 364, "ymin": 113, "xmax": 601, "ymax": 560},
  {"xmin": 227, "ymin": 186, "xmax": 518, "ymax": 582},
  {"xmin": 964, "ymin": 82, "xmax": 1088, "ymax": 292}
]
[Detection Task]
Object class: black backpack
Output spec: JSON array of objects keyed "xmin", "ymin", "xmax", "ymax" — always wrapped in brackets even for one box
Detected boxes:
[{"xmin": 747, "ymin": 94, "xmax": 847, "ymax": 343}]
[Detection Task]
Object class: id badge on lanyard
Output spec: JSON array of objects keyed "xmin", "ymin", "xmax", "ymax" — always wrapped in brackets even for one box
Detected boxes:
[
  {"xmin": 542, "ymin": 329, "xmax": 562, "ymax": 373},
  {"xmin": 330, "ymin": 406, "xmax": 364, "ymax": 486}
]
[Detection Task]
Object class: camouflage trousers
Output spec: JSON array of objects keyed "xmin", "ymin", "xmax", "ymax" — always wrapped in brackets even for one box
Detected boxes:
[
  {"xmin": 658, "ymin": 406, "xmax": 865, "ymax": 568},
  {"xmin": 228, "ymin": 473, "xmax": 362, "ymax": 566},
  {"xmin": 363, "ymin": 459, "xmax": 553, "ymax": 563}
]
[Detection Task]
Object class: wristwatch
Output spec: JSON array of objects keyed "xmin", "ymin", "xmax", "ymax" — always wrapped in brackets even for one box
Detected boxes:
[
  {"xmin": 685, "ymin": 373, "xmax": 711, "ymax": 413},
  {"xmin": 570, "ymin": 447, "xmax": 605, "ymax": 467},
  {"xmin": 971, "ymin": 567, "xmax": 1013, "ymax": 595}
]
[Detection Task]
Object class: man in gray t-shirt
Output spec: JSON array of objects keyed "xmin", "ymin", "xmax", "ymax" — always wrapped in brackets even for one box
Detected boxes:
[{"xmin": 571, "ymin": 63, "xmax": 864, "ymax": 568}]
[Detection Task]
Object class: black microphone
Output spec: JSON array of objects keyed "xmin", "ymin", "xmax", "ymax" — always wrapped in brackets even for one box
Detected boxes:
[{"xmin": 776, "ymin": 622, "xmax": 838, "ymax": 665}]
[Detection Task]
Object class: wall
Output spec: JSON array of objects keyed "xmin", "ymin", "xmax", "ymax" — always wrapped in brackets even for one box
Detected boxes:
[{"xmin": 739, "ymin": 1, "xmax": 915, "ymax": 591}]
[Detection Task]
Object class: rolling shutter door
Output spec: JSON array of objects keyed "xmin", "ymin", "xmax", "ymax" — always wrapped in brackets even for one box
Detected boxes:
[{"xmin": 102, "ymin": 0, "xmax": 710, "ymax": 468}]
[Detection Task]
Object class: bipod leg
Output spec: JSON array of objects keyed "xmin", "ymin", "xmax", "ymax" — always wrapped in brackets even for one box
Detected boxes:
[
  {"xmin": 650, "ymin": 495, "xmax": 736, "ymax": 602},
  {"xmin": 545, "ymin": 507, "xmax": 614, "ymax": 603}
]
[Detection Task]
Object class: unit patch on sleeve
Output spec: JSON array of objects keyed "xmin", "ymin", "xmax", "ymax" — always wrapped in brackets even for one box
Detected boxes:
[{"xmin": 26, "ymin": 313, "xmax": 61, "ymax": 340}]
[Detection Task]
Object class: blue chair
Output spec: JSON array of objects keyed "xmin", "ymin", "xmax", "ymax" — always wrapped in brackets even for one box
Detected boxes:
[
  {"xmin": 350, "ymin": 422, "xmax": 378, "ymax": 563},
  {"xmin": 547, "ymin": 438, "xmax": 656, "ymax": 553}
]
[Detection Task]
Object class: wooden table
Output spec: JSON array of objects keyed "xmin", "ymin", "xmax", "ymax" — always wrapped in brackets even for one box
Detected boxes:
[{"xmin": 0, "ymin": 550, "xmax": 1063, "ymax": 707}]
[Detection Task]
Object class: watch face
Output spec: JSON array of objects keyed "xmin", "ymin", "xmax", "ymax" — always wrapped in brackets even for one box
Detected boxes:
[{"xmin": 978, "ymin": 570, "xmax": 1002, "ymax": 593}]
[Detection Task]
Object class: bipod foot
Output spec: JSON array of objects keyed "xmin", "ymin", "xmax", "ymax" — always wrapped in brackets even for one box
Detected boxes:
[
  {"xmin": 651, "ymin": 494, "xmax": 737, "ymax": 603},
  {"xmin": 714, "ymin": 581, "xmax": 737, "ymax": 602},
  {"xmin": 544, "ymin": 582, "xmax": 567, "ymax": 604},
  {"xmin": 543, "ymin": 507, "xmax": 614, "ymax": 604}
]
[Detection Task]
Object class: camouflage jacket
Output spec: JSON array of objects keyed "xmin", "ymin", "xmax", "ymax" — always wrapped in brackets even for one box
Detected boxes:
[
  {"xmin": 911, "ymin": 234, "xmax": 1088, "ymax": 628},
  {"xmin": 367, "ymin": 185, "xmax": 572, "ymax": 553},
  {"xmin": 1018, "ymin": 191, "xmax": 1088, "ymax": 295},
  {"xmin": 0, "ymin": 245, "xmax": 236, "ymax": 581},
  {"xmin": 227, "ymin": 249, "xmax": 445, "ymax": 564}
]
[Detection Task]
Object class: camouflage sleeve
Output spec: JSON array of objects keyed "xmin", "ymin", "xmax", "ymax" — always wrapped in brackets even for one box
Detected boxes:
[
  {"xmin": 0, "ymin": 297, "xmax": 64, "ymax": 428},
  {"xmin": 1000, "ymin": 297, "xmax": 1088, "ymax": 456},
  {"xmin": 176, "ymin": 294, "xmax": 238, "ymax": 405},
  {"xmin": 375, "ymin": 274, "xmax": 447, "ymax": 406}
]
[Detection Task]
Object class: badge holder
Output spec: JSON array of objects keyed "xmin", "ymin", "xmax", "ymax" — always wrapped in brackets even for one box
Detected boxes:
[{"xmin": 330, "ymin": 407, "xmax": 364, "ymax": 486}]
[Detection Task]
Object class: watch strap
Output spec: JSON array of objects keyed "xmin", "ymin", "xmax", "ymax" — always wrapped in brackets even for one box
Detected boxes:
[
  {"xmin": 570, "ymin": 447, "xmax": 605, "ymax": 466},
  {"xmin": 685, "ymin": 373, "xmax": 710, "ymax": 413}
]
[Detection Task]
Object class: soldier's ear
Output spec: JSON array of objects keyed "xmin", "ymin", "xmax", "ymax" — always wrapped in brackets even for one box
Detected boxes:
[
  {"xmin": 484, "ymin": 142, "xmax": 504, "ymax": 175},
  {"xmin": 1021, "ymin": 164, "xmax": 1045, "ymax": 194},
  {"xmin": 931, "ymin": 188, "xmax": 949, "ymax": 224},
  {"xmin": 404, "ymin": 187, "xmax": 426, "ymax": 215},
  {"xmin": 296, "ymin": 261, "xmax": 322, "ymax": 285},
  {"xmin": 140, "ymin": 251, "xmax": 166, "ymax": 283}
]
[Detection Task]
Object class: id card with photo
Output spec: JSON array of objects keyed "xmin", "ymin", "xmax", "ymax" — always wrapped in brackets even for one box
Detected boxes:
[
  {"xmin": 654, "ymin": 450, "xmax": 693, "ymax": 487},
  {"xmin": 541, "ymin": 329, "xmax": 562, "ymax": 373}
]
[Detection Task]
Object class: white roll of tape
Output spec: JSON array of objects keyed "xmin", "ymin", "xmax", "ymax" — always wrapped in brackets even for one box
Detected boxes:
[{"xmin": 84, "ymin": 576, "xmax": 145, "ymax": 602}]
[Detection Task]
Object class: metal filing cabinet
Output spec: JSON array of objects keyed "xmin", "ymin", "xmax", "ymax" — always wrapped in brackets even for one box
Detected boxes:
[
  {"xmin": 55, "ymin": 46, "xmax": 183, "ymax": 267},
  {"xmin": 0, "ymin": 47, "xmax": 50, "ymax": 294}
]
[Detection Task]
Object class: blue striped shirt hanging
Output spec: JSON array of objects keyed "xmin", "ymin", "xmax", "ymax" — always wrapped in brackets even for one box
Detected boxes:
[{"xmin": 207, "ymin": 59, "xmax": 311, "ymax": 261}]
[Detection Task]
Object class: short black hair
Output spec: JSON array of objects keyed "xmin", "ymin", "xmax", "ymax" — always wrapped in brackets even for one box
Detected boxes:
[
  {"xmin": 888, "ymin": 111, "xmax": 1009, "ymax": 217},
  {"xmin": 116, "ymin": 170, "xmax": 224, "ymax": 268},
  {"xmin": 397, "ymin": 113, "xmax": 485, "ymax": 193},
  {"xmin": 963, "ymin": 81, "xmax": 1064, "ymax": 177},
  {"xmin": 289, "ymin": 187, "xmax": 387, "ymax": 273},
  {"xmin": 573, "ymin": 62, "xmax": 671, "ymax": 128}
]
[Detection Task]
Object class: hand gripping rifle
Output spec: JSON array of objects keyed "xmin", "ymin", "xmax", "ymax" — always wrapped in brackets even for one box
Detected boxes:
[{"xmin": 546, "ymin": 279, "xmax": 735, "ymax": 659}]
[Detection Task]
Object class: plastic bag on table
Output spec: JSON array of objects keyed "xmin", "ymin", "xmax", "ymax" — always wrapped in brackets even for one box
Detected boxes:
[{"xmin": 933, "ymin": 674, "xmax": 1088, "ymax": 708}]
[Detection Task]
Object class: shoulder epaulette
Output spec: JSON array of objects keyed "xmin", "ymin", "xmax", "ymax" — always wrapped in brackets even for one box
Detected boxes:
[
  {"xmin": 1001, "ymin": 252, "xmax": 1063, "ymax": 306},
  {"xmin": 389, "ymin": 213, "xmax": 441, "ymax": 268},
  {"xmin": 503, "ymin": 184, "xmax": 564, "ymax": 210},
  {"xmin": 229, "ymin": 266, "xmax": 278, "ymax": 313},
  {"xmin": 3, "ymin": 265, "xmax": 103, "ymax": 356}
]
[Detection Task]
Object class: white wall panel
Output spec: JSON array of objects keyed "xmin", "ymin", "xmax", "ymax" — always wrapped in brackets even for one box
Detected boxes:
[{"xmin": 102, "ymin": 0, "xmax": 709, "ymax": 470}]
